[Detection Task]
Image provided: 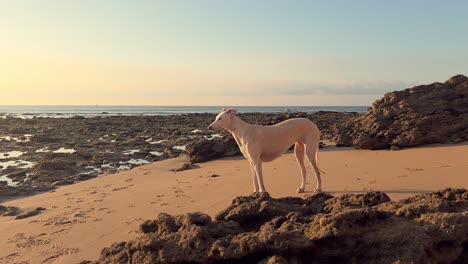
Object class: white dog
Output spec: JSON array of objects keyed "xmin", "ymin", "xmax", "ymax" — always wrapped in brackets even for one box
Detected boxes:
[{"xmin": 208, "ymin": 108, "xmax": 323, "ymax": 193}]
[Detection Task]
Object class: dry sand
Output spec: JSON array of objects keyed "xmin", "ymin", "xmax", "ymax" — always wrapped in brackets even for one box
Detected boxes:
[{"xmin": 1, "ymin": 143, "xmax": 467, "ymax": 263}]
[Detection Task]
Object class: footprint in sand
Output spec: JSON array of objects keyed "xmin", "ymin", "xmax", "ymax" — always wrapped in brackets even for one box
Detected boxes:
[
  {"xmin": 40, "ymin": 247, "xmax": 79, "ymax": 264},
  {"xmin": 125, "ymin": 178, "xmax": 134, "ymax": 182},
  {"xmin": 112, "ymin": 186, "xmax": 128, "ymax": 191},
  {"xmin": 406, "ymin": 168, "xmax": 424, "ymax": 172},
  {"xmin": 9, "ymin": 232, "xmax": 51, "ymax": 248},
  {"xmin": 0, "ymin": 252, "xmax": 20, "ymax": 263}
]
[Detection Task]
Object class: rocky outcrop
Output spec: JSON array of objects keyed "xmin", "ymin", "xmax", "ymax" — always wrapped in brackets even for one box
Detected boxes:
[
  {"xmin": 91, "ymin": 189, "xmax": 468, "ymax": 264},
  {"xmin": 335, "ymin": 74, "xmax": 468, "ymax": 149}
]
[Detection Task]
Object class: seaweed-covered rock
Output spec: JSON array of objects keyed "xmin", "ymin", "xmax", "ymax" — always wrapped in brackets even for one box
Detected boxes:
[
  {"xmin": 92, "ymin": 188, "xmax": 468, "ymax": 264},
  {"xmin": 335, "ymin": 74, "xmax": 468, "ymax": 149}
]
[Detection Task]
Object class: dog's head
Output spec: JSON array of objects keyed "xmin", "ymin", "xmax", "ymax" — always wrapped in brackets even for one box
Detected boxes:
[{"xmin": 208, "ymin": 108, "xmax": 238, "ymax": 131}]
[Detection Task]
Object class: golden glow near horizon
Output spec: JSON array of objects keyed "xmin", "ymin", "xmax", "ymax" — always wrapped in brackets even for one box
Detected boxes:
[
  {"xmin": 2, "ymin": 1, "xmax": 466, "ymax": 106},
  {"xmin": 0, "ymin": 54, "xmax": 381, "ymax": 106}
]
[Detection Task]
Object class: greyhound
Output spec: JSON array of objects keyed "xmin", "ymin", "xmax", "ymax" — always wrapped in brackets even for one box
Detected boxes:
[{"xmin": 208, "ymin": 108, "xmax": 323, "ymax": 193}]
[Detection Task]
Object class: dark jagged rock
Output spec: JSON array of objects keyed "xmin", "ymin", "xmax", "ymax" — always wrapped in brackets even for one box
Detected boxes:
[
  {"xmin": 186, "ymin": 137, "xmax": 240, "ymax": 163},
  {"xmin": 15, "ymin": 207, "xmax": 46, "ymax": 220},
  {"xmin": 335, "ymin": 74, "xmax": 468, "ymax": 149},
  {"xmin": 91, "ymin": 188, "xmax": 468, "ymax": 264},
  {"xmin": 0, "ymin": 205, "xmax": 21, "ymax": 216},
  {"xmin": 173, "ymin": 162, "xmax": 198, "ymax": 172}
]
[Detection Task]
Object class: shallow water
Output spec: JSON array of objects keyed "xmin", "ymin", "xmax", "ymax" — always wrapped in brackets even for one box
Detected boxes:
[
  {"xmin": 35, "ymin": 148, "xmax": 51, "ymax": 153},
  {"xmin": 204, "ymin": 134, "xmax": 223, "ymax": 140},
  {"xmin": 53, "ymin": 148, "xmax": 76, "ymax": 154},
  {"xmin": 0, "ymin": 105, "xmax": 369, "ymax": 119},
  {"xmin": 0, "ymin": 160, "xmax": 36, "ymax": 170},
  {"xmin": 173, "ymin": 145, "xmax": 187, "ymax": 151},
  {"xmin": 123, "ymin": 149, "xmax": 140, "ymax": 155},
  {"xmin": 148, "ymin": 139, "xmax": 167, "ymax": 145},
  {"xmin": 0, "ymin": 151, "xmax": 25, "ymax": 160},
  {"xmin": 0, "ymin": 134, "xmax": 32, "ymax": 142},
  {"xmin": 0, "ymin": 175, "xmax": 17, "ymax": 186},
  {"xmin": 127, "ymin": 159, "xmax": 150, "ymax": 165}
]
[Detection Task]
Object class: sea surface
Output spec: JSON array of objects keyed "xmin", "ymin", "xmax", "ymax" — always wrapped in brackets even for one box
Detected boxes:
[{"xmin": 0, "ymin": 105, "xmax": 368, "ymax": 119}]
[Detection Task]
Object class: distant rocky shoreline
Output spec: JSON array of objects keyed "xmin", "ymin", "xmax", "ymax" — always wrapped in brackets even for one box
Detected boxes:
[{"xmin": 0, "ymin": 111, "xmax": 359, "ymax": 201}]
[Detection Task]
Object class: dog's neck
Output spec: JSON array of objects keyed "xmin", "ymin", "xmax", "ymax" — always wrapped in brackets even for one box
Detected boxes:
[{"xmin": 224, "ymin": 115, "xmax": 249, "ymax": 137}]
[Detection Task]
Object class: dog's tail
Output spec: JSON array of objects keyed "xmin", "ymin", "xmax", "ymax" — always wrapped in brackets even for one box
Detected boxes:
[{"xmin": 315, "ymin": 146, "xmax": 326, "ymax": 175}]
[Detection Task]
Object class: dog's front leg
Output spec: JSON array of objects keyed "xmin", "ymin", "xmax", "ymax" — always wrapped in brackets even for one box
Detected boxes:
[
  {"xmin": 253, "ymin": 161, "xmax": 266, "ymax": 193},
  {"xmin": 248, "ymin": 159, "xmax": 259, "ymax": 193}
]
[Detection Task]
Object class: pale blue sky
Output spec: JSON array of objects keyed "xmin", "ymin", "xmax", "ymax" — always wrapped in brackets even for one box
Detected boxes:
[{"xmin": 1, "ymin": 0, "xmax": 467, "ymax": 105}]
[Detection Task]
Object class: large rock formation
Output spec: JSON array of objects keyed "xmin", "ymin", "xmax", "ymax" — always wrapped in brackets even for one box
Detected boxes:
[
  {"xmin": 91, "ymin": 189, "xmax": 468, "ymax": 263},
  {"xmin": 335, "ymin": 74, "xmax": 468, "ymax": 149}
]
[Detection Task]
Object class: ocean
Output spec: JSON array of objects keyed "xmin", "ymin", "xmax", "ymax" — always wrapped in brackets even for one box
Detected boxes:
[{"xmin": 0, "ymin": 105, "xmax": 369, "ymax": 119}]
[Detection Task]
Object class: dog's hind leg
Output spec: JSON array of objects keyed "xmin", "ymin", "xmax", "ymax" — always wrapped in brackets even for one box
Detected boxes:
[
  {"xmin": 305, "ymin": 138, "xmax": 322, "ymax": 193},
  {"xmin": 294, "ymin": 142, "xmax": 307, "ymax": 193}
]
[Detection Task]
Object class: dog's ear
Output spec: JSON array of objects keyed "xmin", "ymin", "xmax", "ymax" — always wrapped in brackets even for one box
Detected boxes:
[
  {"xmin": 226, "ymin": 108, "xmax": 238, "ymax": 114},
  {"xmin": 222, "ymin": 107, "xmax": 226, "ymax": 112}
]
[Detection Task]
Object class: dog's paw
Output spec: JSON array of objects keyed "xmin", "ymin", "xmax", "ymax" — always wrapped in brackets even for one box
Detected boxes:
[
  {"xmin": 296, "ymin": 188, "xmax": 305, "ymax": 193},
  {"xmin": 313, "ymin": 188, "xmax": 322, "ymax": 193}
]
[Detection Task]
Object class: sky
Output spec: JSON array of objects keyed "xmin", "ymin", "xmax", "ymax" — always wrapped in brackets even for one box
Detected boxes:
[{"xmin": 0, "ymin": 0, "xmax": 467, "ymax": 106}]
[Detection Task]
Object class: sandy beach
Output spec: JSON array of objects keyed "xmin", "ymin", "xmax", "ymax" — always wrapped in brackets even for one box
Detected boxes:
[{"xmin": 0, "ymin": 143, "xmax": 467, "ymax": 263}]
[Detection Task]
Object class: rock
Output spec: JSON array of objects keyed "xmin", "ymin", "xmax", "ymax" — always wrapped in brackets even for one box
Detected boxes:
[
  {"xmin": 52, "ymin": 179, "xmax": 75, "ymax": 186},
  {"xmin": 0, "ymin": 205, "xmax": 21, "ymax": 216},
  {"xmin": 187, "ymin": 136, "xmax": 241, "ymax": 163},
  {"xmin": 335, "ymin": 75, "xmax": 468, "ymax": 149},
  {"xmin": 173, "ymin": 163, "xmax": 197, "ymax": 172},
  {"xmin": 390, "ymin": 145, "xmax": 401, "ymax": 151},
  {"xmin": 92, "ymin": 189, "xmax": 468, "ymax": 263},
  {"xmin": 15, "ymin": 207, "xmax": 46, "ymax": 220}
]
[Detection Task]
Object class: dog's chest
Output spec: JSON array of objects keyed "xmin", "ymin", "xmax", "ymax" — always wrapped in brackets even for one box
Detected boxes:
[{"xmin": 232, "ymin": 135, "xmax": 249, "ymax": 155}]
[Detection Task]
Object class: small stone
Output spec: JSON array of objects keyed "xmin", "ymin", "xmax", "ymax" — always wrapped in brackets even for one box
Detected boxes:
[{"xmin": 390, "ymin": 145, "xmax": 401, "ymax": 151}]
